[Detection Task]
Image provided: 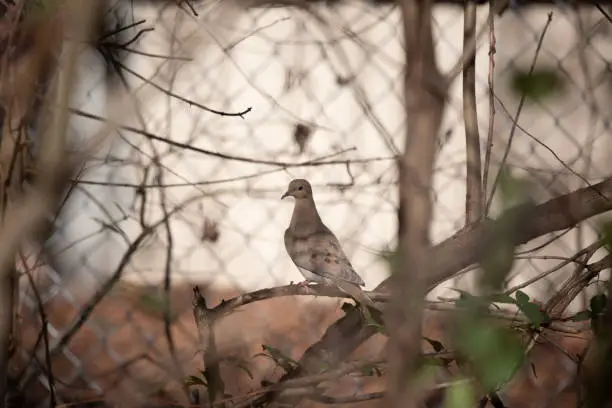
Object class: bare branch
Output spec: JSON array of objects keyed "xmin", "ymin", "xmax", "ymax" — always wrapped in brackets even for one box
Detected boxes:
[
  {"xmin": 482, "ymin": 2, "xmax": 496, "ymax": 200},
  {"xmin": 445, "ymin": 0, "xmax": 509, "ymax": 83},
  {"xmin": 207, "ymin": 283, "xmax": 384, "ymax": 316}
]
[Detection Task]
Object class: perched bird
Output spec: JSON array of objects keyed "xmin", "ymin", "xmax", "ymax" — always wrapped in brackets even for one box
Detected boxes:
[{"xmin": 281, "ymin": 179, "xmax": 381, "ymax": 313}]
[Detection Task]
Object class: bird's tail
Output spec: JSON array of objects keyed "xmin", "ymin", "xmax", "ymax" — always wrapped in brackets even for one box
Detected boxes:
[{"xmin": 336, "ymin": 280, "xmax": 383, "ymax": 313}]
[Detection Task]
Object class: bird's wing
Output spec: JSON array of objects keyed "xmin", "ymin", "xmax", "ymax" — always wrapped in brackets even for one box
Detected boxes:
[{"xmin": 284, "ymin": 228, "xmax": 365, "ymax": 287}]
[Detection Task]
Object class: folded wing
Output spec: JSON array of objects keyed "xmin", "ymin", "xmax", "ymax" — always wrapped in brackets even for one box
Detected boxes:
[{"xmin": 284, "ymin": 228, "xmax": 365, "ymax": 287}]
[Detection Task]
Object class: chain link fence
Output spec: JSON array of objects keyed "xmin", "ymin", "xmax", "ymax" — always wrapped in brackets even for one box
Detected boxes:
[{"xmin": 8, "ymin": 1, "xmax": 612, "ymax": 406}]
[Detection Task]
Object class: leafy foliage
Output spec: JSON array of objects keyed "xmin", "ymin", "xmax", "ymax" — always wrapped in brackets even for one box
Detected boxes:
[
  {"xmin": 255, "ymin": 344, "xmax": 299, "ymax": 373},
  {"xmin": 513, "ymin": 290, "xmax": 550, "ymax": 328},
  {"xmin": 510, "ymin": 67, "xmax": 565, "ymax": 102},
  {"xmin": 480, "ymin": 168, "xmax": 535, "ymax": 290},
  {"xmin": 455, "ymin": 317, "xmax": 524, "ymax": 391},
  {"xmin": 444, "ymin": 378, "xmax": 475, "ymax": 408}
]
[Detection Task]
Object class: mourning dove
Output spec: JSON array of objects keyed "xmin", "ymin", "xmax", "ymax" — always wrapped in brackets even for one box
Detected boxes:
[{"xmin": 281, "ymin": 179, "xmax": 381, "ymax": 313}]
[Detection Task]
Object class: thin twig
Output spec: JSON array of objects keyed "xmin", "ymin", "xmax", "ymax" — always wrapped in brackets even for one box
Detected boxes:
[
  {"xmin": 485, "ymin": 12, "xmax": 554, "ymax": 213},
  {"xmin": 482, "ymin": 0, "xmax": 496, "ymax": 207},
  {"xmin": 157, "ymin": 166, "xmax": 187, "ymax": 398},
  {"xmin": 22, "ymin": 265, "xmax": 57, "ymax": 407},
  {"xmin": 425, "ymin": 301, "xmax": 584, "ymax": 334},
  {"xmin": 71, "ymin": 108, "xmax": 384, "ymax": 169},
  {"xmin": 463, "ymin": 0, "xmax": 483, "ymax": 223},
  {"xmin": 445, "ymin": 0, "xmax": 509, "ymax": 83},
  {"xmin": 573, "ymin": 7, "xmax": 603, "ymax": 273},
  {"xmin": 493, "ymin": 94, "xmax": 596, "ymax": 191},
  {"xmin": 231, "ymin": 359, "xmax": 385, "ymax": 407},
  {"xmin": 106, "ymin": 56, "xmax": 251, "ymax": 118}
]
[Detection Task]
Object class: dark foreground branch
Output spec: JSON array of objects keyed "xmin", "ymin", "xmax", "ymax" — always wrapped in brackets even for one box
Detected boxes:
[{"xmin": 387, "ymin": 0, "xmax": 446, "ymax": 406}]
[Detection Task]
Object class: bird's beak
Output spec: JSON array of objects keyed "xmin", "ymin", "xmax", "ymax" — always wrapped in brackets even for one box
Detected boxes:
[{"xmin": 281, "ymin": 190, "xmax": 291, "ymax": 200}]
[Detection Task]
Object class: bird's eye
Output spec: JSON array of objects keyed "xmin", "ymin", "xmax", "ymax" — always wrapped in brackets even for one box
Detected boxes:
[{"xmin": 298, "ymin": 186, "xmax": 303, "ymax": 190}]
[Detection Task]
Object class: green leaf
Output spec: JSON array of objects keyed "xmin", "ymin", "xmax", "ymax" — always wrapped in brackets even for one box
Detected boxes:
[
  {"xmin": 420, "ymin": 356, "xmax": 447, "ymax": 367},
  {"xmin": 598, "ymin": 222, "xmax": 612, "ymax": 254},
  {"xmin": 455, "ymin": 321, "xmax": 524, "ymax": 391},
  {"xmin": 423, "ymin": 337, "xmax": 445, "ymax": 353},
  {"xmin": 510, "ymin": 68, "xmax": 564, "ymax": 102},
  {"xmin": 478, "ymin": 175, "xmax": 522, "ymax": 289},
  {"xmin": 452, "ymin": 289, "xmax": 489, "ymax": 311},
  {"xmin": 515, "ymin": 290, "xmax": 530, "ymax": 305},
  {"xmin": 590, "ymin": 294, "xmax": 608, "ymax": 316},
  {"xmin": 185, "ymin": 375, "xmax": 207, "ymax": 387},
  {"xmin": 517, "ymin": 301, "xmax": 549, "ymax": 328},
  {"xmin": 445, "ymin": 378, "xmax": 475, "ymax": 408},
  {"xmin": 488, "ymin": 294, "xmax": 517, "ymax": 304},
  {"xmin": 497, "ymin": 167, "xmax": 535, "ymax": 208},
  {"xmin": 365, "ymin": 313, "xmax": 386, "ymax": 334},
  {"xmin": 361, "ymin": 364, "xmax": 383, "ymax": 377},
  {"xmin": 480, "ymin": 246, "xmax": 515, "ymax": 290},
  {"xmin": 571, "ymin": 310, "xmax": 591, "ymax": 322},
  {"xmin": 514, "ymin": 292, "xmax": 549, "ymax": 327},
  {"xmin": 452, "ymin": 289, "xmax": 472, "ymax": 299},
  {"xmin": 24, "ymin": 0, "xmax": 60, "ymax": 20}
]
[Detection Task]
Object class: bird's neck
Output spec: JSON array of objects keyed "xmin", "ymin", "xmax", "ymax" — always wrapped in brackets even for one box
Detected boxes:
[{"xmin": 289, "ymin": 198, "xmax": 323, "ymax": 235}]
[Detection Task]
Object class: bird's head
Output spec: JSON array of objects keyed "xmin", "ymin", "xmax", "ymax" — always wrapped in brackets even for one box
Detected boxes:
[{"xmin": 281, "ymin": 179, "xmax": 313, "ymax": 200}]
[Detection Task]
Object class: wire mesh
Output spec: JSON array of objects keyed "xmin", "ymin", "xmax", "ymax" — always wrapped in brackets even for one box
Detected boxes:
[{"xmin": 8, "ymin": 1, "xmax": 612, "ymax": 406}]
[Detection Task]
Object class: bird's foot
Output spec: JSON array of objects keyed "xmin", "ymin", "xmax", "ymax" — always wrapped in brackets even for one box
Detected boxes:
[{"xmin": 294, "ymin": 280, "xmax": 312, "ymax": 288}]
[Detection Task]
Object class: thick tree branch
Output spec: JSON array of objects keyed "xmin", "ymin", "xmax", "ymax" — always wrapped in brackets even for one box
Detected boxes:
[{"xmin": 426, "ymin": 176, "xmax": 612, "ymax": 291}]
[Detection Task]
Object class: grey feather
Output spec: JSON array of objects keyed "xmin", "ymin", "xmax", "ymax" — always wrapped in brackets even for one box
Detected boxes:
[
  {"xmin": 284, "ymin": 228, "xmax": 365, "ymax": 286},
  {"xmin": 282, "ymin": 179, "xmax": 380, "ymax": 312}
]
